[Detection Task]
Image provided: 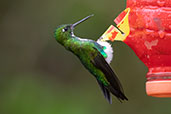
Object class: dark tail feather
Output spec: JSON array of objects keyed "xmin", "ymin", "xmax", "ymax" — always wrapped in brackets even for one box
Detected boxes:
[
  {"xmin": 108, "ymin": 86, "xmax": 128, "ymax": 102},
  {"xmin": 97, "ymin": 80, "xmax": 112, "ymax": 104}
]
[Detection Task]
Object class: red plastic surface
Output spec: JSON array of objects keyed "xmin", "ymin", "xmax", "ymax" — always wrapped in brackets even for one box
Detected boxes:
[{"xmin": 125, "ymin": 0, "xmax": 171, "ymax": 97}]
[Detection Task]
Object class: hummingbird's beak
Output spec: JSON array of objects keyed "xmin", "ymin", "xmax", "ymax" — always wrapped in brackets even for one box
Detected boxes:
[{"xmin": 71, "ymin": 14, "xmax": 94, "ymax": 29}]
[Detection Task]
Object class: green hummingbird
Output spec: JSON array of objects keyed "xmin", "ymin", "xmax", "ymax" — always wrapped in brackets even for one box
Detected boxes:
[{"xmin": 54, "ymin": 15, "xmax": 128, "ymax": 104}]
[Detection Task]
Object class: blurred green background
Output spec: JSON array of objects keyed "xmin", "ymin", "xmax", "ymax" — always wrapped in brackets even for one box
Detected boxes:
[{"xmin": 1, "ymin": 0, "xmax": 171, "ymax": 114}]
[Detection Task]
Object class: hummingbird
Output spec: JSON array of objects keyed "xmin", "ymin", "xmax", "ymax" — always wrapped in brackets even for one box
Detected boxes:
[{"xmin": 54, "ymin": 15, "xmax": 128, "ymax": 104}]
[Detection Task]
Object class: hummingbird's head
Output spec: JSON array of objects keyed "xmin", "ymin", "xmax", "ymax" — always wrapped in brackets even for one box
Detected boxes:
[
  {"xmin": 54, "ymin": 24, "xmax": 73, "ymax": 44},
  {"xmin": 54, "ymin": 14, "xmax": 94, "ymax": 45}
]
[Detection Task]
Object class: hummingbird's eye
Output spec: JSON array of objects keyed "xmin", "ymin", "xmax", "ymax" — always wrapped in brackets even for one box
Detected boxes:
[{"xmin": 62, "ymin": 27, "xmax": 68, "ymax": 32}]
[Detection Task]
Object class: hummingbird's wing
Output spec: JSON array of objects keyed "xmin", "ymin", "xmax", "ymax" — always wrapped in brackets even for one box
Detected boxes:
[{"xmin": 91, "ymin": 47, "xmax": 128, "ymax": 102}]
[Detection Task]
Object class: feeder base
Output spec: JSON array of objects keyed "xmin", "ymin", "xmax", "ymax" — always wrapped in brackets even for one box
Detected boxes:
[{"xmin": 146, "ymin": 81, "xmax": 171, "ymax": 97}]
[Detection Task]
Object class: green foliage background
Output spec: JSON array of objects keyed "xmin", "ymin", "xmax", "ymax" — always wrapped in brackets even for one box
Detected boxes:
[{"xmin": 0, "ymin": 0, "xmax": 171, "ymax": 114}]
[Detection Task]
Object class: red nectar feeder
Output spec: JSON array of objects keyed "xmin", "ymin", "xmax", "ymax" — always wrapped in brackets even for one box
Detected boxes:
[{"xmin": 100, "ymin": 0, "xmax": 171, "ymax": 97}]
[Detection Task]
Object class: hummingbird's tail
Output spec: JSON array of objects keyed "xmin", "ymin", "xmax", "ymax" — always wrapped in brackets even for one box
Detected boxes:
[
  {"xmin": 108, "ymin": 85, "xmax": 128, "ymax": 102},
  {"xmin": 97, "ymin": 79, "xmax": 112, "ymax": 104},
  {"xmin": 97, "ymin": 79, "xmax": 128, "ymax": 104}
]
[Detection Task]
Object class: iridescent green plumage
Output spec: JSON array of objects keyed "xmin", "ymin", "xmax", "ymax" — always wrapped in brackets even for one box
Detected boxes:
[{"xmin": 54, "ymin": 15, "xmax": 128, "ymax": 103}]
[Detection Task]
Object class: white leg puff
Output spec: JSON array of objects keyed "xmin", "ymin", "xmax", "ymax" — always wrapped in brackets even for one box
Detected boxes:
[{"xmin": 97, "ymin": 40, "xmax": 113, "ymax": 64}]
